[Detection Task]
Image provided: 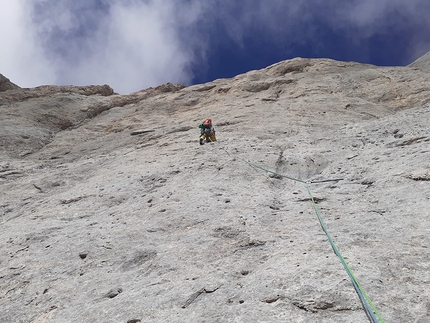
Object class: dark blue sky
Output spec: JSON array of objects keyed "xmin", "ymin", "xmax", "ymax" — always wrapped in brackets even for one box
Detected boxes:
[
  {"xmin": 1, "ymin": 0, "xmax": 429, "ymax": 93},
  {"xmin": 191, "ymin": 1, "xmax": 430, "ymax": 85}
]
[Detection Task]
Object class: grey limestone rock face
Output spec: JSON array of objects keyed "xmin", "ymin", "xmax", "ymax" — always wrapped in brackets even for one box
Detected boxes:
[
  {"xmin": 1, "ymin": 52, "xmax": 430, "ymax": 323},
  {"xmin": 408, "ymin": 51, "xmax": 430, "ymax": 72},
  {"xmin": 0, "ymin": 73, "xmax": 20, "ymax": 92}
]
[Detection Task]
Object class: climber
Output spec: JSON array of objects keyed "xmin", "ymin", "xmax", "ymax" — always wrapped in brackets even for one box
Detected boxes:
[{"xmin": 199, "ymin": 118, "xmax": 216, "ymax": 145}]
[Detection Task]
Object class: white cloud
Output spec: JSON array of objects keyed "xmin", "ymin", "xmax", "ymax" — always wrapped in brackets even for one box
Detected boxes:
[
  {"xmin": 53, "ymin": 0, "xmax": 201, "ymax": 94},
  {"xmin": 1, "ymin": 0, "xmax": 203, "ymax": 94},
  {"xmin": 0, "ymin": 0, "xmax": 56, "ymax": 87}
]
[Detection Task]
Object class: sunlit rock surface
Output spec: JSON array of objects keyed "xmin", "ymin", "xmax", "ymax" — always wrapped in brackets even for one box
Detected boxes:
[{"xmin": 1, "ymin": 53, "xmax": 430, "ymax": 323}]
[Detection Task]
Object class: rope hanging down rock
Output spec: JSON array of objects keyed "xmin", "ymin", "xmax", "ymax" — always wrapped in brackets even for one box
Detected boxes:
[{"xmin": 219, "ymin": 146, "xmax": 385, "ymax": 323}]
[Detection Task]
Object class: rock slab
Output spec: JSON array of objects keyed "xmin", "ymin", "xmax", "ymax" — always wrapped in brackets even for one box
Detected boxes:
[{"xmin": 1, "ymin": 53, "xmax": 430, "ymax": 323}]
